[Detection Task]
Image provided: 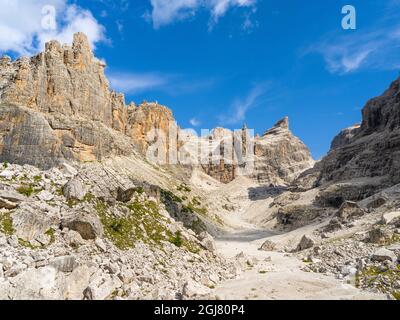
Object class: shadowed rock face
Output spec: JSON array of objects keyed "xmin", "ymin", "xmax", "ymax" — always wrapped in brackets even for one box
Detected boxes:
[
  {"xmin": 316, "ymin": 77, "xmax": 400, "ymax": 189},
  {"xmin": 330, "ymin": 124, "xmax": 361, "ymax": 150}
]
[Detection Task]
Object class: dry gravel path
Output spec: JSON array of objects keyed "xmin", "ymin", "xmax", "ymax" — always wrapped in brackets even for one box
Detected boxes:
[{"xmin": 212, "ymin": 224, "xmax": 387, "ymax": 300}]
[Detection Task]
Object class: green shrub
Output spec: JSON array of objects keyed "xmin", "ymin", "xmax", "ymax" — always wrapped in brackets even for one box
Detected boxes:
[
  {"xmin": 16, "ymin": 184, "xmax": 42, "ymax": 197},
  {"xmin": 0, "ymin": 212, "xmax": 14, "ymax": 235},
  {"xmin": 169, "ymin": 231, "xmax": 183, "ymax": 247}
]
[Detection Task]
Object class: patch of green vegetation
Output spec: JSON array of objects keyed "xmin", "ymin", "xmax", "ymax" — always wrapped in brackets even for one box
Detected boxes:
[
  {"xmin": 161, "ymin": 189, "xmax": 183, "ymax": 203},
  {"xmin": 16, "ymin": 184, "xmax": 34, "ymax": 197},
  {"xmin": 213, "ymin": 214, "xmax": 224, "ymax": 226},
  {"xmin": 16, "ymin": 184, "xmax": 42, "ymax": 197},
  {"xmin": 95, "ymin": 200, "xmax": 135, "ymax": 249},
  {"xmin": 33, "ymin": 175, "xmax": 42, "ymax": 183},
  {"xmin": 184, "ymin": 240, "xmax": 200, "ymax": 254},
  {"xmin": 55, "ymin": 186, "xmax": 64, "ymax": 196},
  {"xmin": 95, "ymin": 197, "xmax": 201, "ymax": 254},
  {"xmin": 19, "ymin": 174, "xmax": 29, "ymax": 181},
  {"xmin": 3, "ymin": 161, "xmax": 8, "ymax": 169},
  {"xmin": 191, "ymin": 196, "xmax": 201, "ymax": 206},
  {"xmin": 387, "ymin": 233, "xmax": 400, "ymax": 245},
  {"xmin": 65, "ymin": 192, "xmax": 94, "ymax": 207},
  {"xmin": 258, "ymin": 270, "xmax": 268, "ymax": 274},
  {"xmin": 18, "ymin": 238, "xmax": 40, "ymax": 249},
  {"xmin": 67, "ymin": 199, "xmax": 79, "ymax": 208},
  {"xmin": 190, "ymin": 218, "xmax": 206, "ymax": 234},
  {"xmin": 177, "ymin": 183, "xmax": 191, "ymax": 193},
  {"xmin": 134, "ymin": 186, "xmax": 144, "ymax": 194},
  {"xmin": 0, "ymin": 212, "xmax": 14, "ymax": 235},
  {"xmin": 356, "ymin": 266, "xmax": 400, "ymax": 298},
  {"xmin": 393, "ymin": 291, "xmax": 400, "ymax": 300},
  {"xmin": 45, "ymin": 228, "xmax": 56, "ymax": 245},
  {"xmin": 169, "ymin": 231, "xmax": 183, "ymax": 247},
  {"xmin": 83, "ymin": 192, "xmax": 95, "ymax": 202},
  {"xmin": 182, "ymin": 199, "xmax": 208, "ymax": 216}
]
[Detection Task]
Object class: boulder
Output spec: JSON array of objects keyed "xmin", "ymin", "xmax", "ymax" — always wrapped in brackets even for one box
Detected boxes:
[
  {"xmin": 366, "ymin": 196, "xmax": 387, "ymax": 209},
  {"xmin": 37, "ymin": 190, "xmax": 54, "ymax": 202},
  {"xmin": 11, "ymin": 209, "xmax": 58, "ymax": 241},
  {"xmin": 182, "ymin": 279, "xmax": 211, "ymax": 299},
  {"xmin": 63, "ymin": 265, "xmax": 92, "ymax": 300},
  {"xmin": 95, "ymin": 238, "xmax": 107, "ymax": 252},
  {"xmin": 296, "ymin": 235, "xmax": 315, "ymax": 252},
  {"xmin": 371, "ymin": 248, "xmax": 397, "ymax": 263},
  {"xmin": 0, "ymin": 190, "xmax": 26, "ymax": 209},
  {"xmin": 8, "ymin": 266, "xmax": 63, "ymax": 300},
  {"xmin": 381, "ymin": 211, "xmax": 400, "ymax": 225},
  {"xmin": 49, "ymin": 255, "xmax": 77, "ymax": 273},
  {"xmin": 87, "ymin": 273, "xmax": 122, "ymax": 300},
  {"xmin": 64, "ymin": 230, "xmax": 86, "ymax": 247},
  {"xmin": 63, "ymin": 178, "xmax": 86, "ymax": 201},
  {"xmin": 366, "ymin": 228, "xmax": 390, "ymax": 245},
  {"xmin": 336, "ymin": 201, "xmax": 365, "ymax": 222},
  {"xmin": 324, "ymin": 217, "xmax": 342, "ymax": 233},
  {"xmin": 62, "ymin": 213, "xmax": 103, "ymax": 240},
  {"xmin": 259, "ymin": 239, "xmax": 277, "ymax": 251},
  {"xmin": 198, "ymin": 231, "xmax": 216, "ymax": 252},
  {"xmin": 116, "ymin": 186, "xmax": 136, "ymax": 203}
]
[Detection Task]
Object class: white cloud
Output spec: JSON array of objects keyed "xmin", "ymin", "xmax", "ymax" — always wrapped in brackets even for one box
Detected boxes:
[
  {"xmin": 108, "ymin": 71, "xmax": 217, "ymax": 96},
  {"xmin": 0, "ymin": 0, "xmax": 105, "ymax": 56},
  {"xmin": 147, "ymin": 0, "xmax": 256, "ymax": 29},
  {"xmin": 108, "ymin": 72, "xmax": 169, "ymax": 94},
  {"xmin": 218, "ymin": 82, "xmax": 269, "ymax": 125},
  {"xmin": 308, "ymin": 5, "xmax": 400, "ymax": 74},
  {"xmin": 189, "ymin": 118, "xmax": 201, "ymax": 126}
]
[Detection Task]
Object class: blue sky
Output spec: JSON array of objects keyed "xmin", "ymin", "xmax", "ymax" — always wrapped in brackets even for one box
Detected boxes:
[{"xmin": 1, "ymin": 0, "xmax": 400, "ymax": 159}]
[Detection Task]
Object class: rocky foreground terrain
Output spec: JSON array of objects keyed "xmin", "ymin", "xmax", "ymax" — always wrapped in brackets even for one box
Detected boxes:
[{"xmin": 0, "ymin": 33, "xmax": 399, "ymax": 300}]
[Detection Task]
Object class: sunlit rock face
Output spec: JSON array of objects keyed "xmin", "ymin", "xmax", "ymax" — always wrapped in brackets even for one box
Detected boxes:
[
  {"xmin": 0, "ymin": 32, "xmax": 314, "ymax": 183},
  {"xmin": 200, "ymin": 117, "xmax": 314, "ymax": 185},
  {"xmin": 0, "ymin": 33, "xmax": 177, "ymax": 168},
  {"xmin": 251, "ymin": 117, "xmax": 314, "ymax": 185}
]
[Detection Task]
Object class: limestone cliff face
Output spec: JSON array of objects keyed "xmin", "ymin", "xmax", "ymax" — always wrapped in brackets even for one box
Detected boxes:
[
  {"xmin": 200, "ymin": 118, "xmax": 314, "ymax": 185},
  {"xmin": 0, "ymin": 32, "xmax": 314, "ymax": 184},
  {"xmin": 0, "ymin": 33, "xmax": 112, "ymax": 125},
  {"xmin": 316, "ymin": 77, "xmax": 400, "ymax": 188},
  {"xmin": 252, "ymin": 117, "xmax": 314, "ymax": 185},
  {"xmin": 0, "ymin": 33, "xmax": 175, "ymax": 168},
  {"xmin": 126, "ymin": 102, "xmax": 177, "ymax": 161},
  {"xmin": 200, "ymin": 127, "xmax": 238, "ymax": 184}
]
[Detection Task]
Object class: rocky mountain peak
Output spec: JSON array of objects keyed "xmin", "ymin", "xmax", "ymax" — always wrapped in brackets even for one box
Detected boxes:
[
  {"xmin": 263, "ymin": 116, "xmax": 289, "ymax": 136},
  {"xmin": 275, "ymin": 116, "xmax": 289, "ymax": 129},
  {"xmin": 0, "ymin": 32, "xmax": 313, "ymax": 185},
  {"xmin": 360, "ymin": 76, "xmax": 400, "ymax": 134},
  {"xmin": 72, "ymin": 32, "xmax": 93, "ymax": 56},
  {"xmin": 308, "ymin": 76, "xmax": 400, "ymax": 189}
]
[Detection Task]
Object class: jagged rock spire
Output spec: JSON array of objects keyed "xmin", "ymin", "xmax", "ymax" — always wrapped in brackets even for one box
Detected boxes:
[
  {"xmin": 274, "ymin": 116, "xmax": 289, "ymax": 129},
  {"xmin": 263, "ymin": 116, "xmax": 289, "ymax": 136}
]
